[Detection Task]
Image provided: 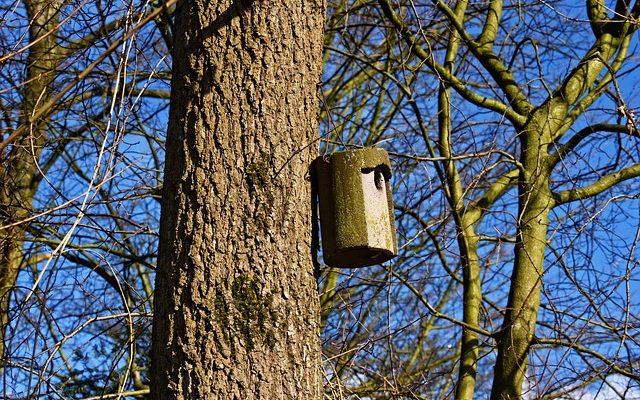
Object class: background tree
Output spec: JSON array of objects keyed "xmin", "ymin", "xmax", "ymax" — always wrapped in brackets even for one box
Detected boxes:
[
  {"xmin": 0, "ymin": 0, "xmax": 61, "ymax": 362},
  {"xmin": 320, "ymin": 0, "xmax": 640, "ymax": 399},
  {"xmin": 0, "ymin": 0, "xmax": 171, "ymax": 395}
]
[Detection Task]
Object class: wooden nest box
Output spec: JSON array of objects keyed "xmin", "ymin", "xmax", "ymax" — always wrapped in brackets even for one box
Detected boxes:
[{"xmin": 314, "ymin": 147, "xmax": 397, "ymax": 268}]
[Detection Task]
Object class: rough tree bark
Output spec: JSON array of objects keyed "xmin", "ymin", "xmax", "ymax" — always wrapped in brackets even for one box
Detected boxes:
[
  {"xmin": 0, "ymin": 0, "xmax": 59, "ymax": 363},
  {"xmin": 150, "ymin": 0, "xmax": 325, "ymax": 398}
]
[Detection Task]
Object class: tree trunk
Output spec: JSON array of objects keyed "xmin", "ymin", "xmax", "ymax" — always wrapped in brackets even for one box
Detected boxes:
[
  {"xmin": 150, "ymin": 1, "xmax": 325, "ymax": 398},
  {"xmin": 0, "ymin": 0, "xmax": 59, "ymax": 363},
  {"xmin": 490, "ymin": 116, "xmax": 553, "ymax": 399}
]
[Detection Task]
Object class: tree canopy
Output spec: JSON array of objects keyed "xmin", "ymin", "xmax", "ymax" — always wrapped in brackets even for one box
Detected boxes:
[{"xmin": 1, "ymin": 0, "xmax": 639, "ymax": 398}]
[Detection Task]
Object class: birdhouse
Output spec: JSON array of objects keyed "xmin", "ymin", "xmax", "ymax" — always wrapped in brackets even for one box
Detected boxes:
[{"xmin": 314, "ymin": 148, "xmax": 397, "ymax": 268}]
